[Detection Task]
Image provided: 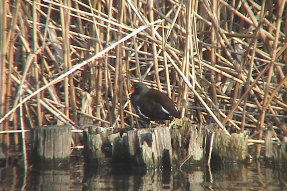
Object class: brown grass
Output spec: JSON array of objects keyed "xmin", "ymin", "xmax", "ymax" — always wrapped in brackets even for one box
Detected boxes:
[{"xmin": 0, "ymin": 0, "xmax": 286, "ymax": 153}]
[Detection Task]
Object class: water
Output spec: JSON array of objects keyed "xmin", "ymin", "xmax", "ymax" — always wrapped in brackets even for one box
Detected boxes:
[{"xmin": 1, "ymin": 153, "xmax": 287, "ymax": 191}]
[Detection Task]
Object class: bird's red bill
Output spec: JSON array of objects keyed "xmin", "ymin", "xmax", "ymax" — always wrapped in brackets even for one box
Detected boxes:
[{"xmin": 130, "ymin": 86, "xmax": 135, "ymax": 93}]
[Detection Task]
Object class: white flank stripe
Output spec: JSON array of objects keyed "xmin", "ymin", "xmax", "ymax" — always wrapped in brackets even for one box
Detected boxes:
[{"xmin": 161, "ymin": 106, "xmax": 170, "ymax": 115}]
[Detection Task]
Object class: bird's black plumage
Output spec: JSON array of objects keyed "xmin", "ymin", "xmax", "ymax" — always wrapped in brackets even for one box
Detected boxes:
[{"xmin": 130, "ymin": 82, "xmax": 180, "ymax": 121}]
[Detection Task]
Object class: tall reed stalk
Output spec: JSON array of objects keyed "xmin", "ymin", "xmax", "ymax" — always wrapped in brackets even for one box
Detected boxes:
[{"xmin": 0, "ymin": 1, "xmax": 286, "ymax": 155}]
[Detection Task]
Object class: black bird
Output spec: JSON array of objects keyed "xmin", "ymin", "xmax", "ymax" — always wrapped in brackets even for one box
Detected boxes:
[{"xmin": 130, "ymin": 82, "xmax": 181, "ymax": 121}]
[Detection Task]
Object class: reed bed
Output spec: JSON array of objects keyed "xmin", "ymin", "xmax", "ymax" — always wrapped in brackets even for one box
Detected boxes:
[{"xmin": 0, "ymin": 0, "xmax": 286, "ymax": 154}]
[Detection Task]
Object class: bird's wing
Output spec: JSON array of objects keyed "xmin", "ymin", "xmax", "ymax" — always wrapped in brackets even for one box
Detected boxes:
[
  {"xmin": 136, "ymin": 95, "xmax": 154, "ymax": 117},
  {"xmin": 148, "ymin": 89, "xmax": 180, "ymax": 118}
]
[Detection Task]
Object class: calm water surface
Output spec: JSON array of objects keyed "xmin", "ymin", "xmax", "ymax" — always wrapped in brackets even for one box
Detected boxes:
[{"xmin": 1, "ymin": 149, "xmax": 287, "ymax": 190}]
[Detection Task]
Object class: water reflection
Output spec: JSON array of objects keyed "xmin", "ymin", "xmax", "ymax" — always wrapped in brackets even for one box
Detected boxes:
[
  {"xmin": 1, "ymin": 156, "xmax": 287, "ymax": 191},
  {"xmin": 82, "ymin": 165, "xmax": 205, "ymax": 190},
  {"xmin": 207, "ymin": 162, "xmax": 287, "ymax": 191}
]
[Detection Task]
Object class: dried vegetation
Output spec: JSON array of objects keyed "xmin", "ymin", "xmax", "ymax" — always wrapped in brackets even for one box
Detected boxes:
[{"xmin": 0, "ymin": 0, "xmax": 287, "ymax": 150}]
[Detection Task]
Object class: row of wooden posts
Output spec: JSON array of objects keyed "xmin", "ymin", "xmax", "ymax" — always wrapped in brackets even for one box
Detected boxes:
[{"xmin": 31, "ymin": 118, "xmax": 287, "ymax": 168}]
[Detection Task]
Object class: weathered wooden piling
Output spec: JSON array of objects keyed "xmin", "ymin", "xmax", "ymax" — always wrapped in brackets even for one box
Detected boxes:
[
  {"xmin": 84, "ymin": 126, "xmax": 173, "ymax": 168},
  {"xmin": 265, "ymin": 130, "xmax": 287, "ymax": 163},
  {"xmin": 212, "ymin": 129, "xmax": 248, "ymax": 162},
  {"xmin": 31, "ymin": 125, "xmax": 72, "ymax": 164},
  {"xmin": 170, "ymin": 118, "xmax": 204, "ymax": 165},
  {"xmin": 84, "ymin": 118, "xmax": 205, "ymax": 168},
  {"xmin": 84, "ymin": 118, "xmax": 250, "ymax": 168}
]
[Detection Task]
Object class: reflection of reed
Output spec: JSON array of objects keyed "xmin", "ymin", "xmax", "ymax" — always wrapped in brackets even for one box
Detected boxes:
[
  {"xmin": 140, "ymin": 170, "xmax": 162, "ymax": 191},
  {"xmin": 84, "ymin": 167, "xmax": 143, "ymax": 190},
  {"xmin": 208, "ymin": 163, "xmax": 262, "ymax": 190},
  {"xmin": 1, "ymin": 159, "xmax": 287, "ymax": 190},
  {"xmin": 83, "ymin": 165, "xmax": 207, "ymax": 191},
  {"xmin": 33, "ymin": 170, "xmax": 72, "ymax": 191},
  {"xmin": 188, "ymin": 171, "xmax": 204, "ymax": 191}
]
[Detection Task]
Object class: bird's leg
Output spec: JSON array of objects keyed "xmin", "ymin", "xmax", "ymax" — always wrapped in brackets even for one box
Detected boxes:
[
  {"xmin": 139, "ymin": 119, "xmax": 151, "ymax": 128},
  {"xmin": 148, "ymin": 121, "xmax": 152, "ymax": 129}
]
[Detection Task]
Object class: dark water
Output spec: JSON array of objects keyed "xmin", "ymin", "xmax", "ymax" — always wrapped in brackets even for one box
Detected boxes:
[{"xmin": 1, "ymin": 153, "xmax": 287, "ymax": 191}]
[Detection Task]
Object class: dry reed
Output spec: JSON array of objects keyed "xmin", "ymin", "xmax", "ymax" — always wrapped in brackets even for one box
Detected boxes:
[{"xmin": 0, "ymin": 0, "xmax": 286, "ymax": 158}]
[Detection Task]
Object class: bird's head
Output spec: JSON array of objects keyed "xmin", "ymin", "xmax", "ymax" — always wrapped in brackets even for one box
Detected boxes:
[{"xmin": 130, "ymin": 82, "xmax": 149, "ymax": 95}]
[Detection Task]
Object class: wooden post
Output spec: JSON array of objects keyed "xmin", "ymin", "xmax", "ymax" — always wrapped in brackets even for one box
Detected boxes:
[
  {"xmin": 85, "ymin": 120, "xmax": 250, "ymax": 168},
  {"xmin": 212, "ymin": 129, "xmax": 248, "ymax": 162},
  {"xmin": 130, "ymin": 127, "xmax": 173, "ymax": 168},
  {"xmin": 265, "ymin": 130, "xmax": 287, "ymax": 163},
  {"xmin": 170, "ymin": 119, "xmax": 204, "ymax": 165},
  {"xmin": 84, "ymin": 126, "xmax": 172, "ymax": 168},
  {"xmin": 32, "ymin": 125, "xmax": 72, "ymax": 165},
  {"xmin": 84, "ymin": 118, "xmax": 205, "ymax": 168},
  {"xmin": 84, "ymin": 127, "xmax": 122, "ymax": 165}
]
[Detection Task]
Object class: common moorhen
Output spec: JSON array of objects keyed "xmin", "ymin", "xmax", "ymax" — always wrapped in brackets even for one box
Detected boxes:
[{"xmin": 130, "ymin": 82, "xmax": 180, "ymax": 121}]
